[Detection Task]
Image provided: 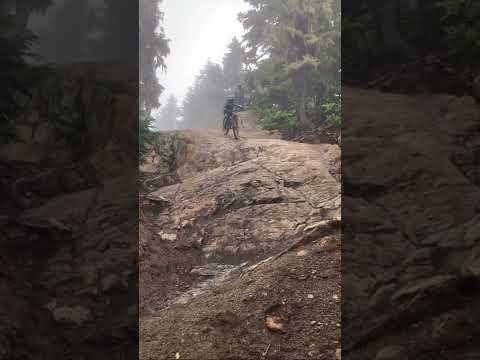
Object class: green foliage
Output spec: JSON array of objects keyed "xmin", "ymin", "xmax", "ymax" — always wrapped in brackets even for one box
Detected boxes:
[
  {"xmin": 343, "ymin": 0, "xmax": 479, "ymax": 84},
  {"xmin": 0, "ymin": 15, "xmax": 37, "ymax": 142},
  {"xmin": 139, "ymin": 0, "xmax": 170, "ymax": 159},
  {"xmin": 140, "ymin": 0, "xmax": 170, "ymax": 112},
  {"xmin": 342, "ymin": 11, "xmax": 380, "ymax": 78},
  {"xmin": 240, "ymin": 0, "xmax": 340, "ymax": 127},
  {"xmin": 152, "ymin": 133, "xmax": 186, "ymax": 172},
  {"xmin": 223, "ymin": 37, "xmax": 246, "ymax": 93},
  {"xmin": 247, "ymin": 58, "xmax": 293, "ymax": 109},
  {"xmin": 139, "ymin": 108, "xmax": 155, "ymax": 162},
  {"xmin": 320, "ymin": 94, "xmax": 341, "ymax": 129},
  {"xmin": 50, "ymin": 105, "xmax": 86, "ymax": 155},
  {"xmin": 255, "ymin": 105, "xmax": 302, "ymax": 136},
  {"xmin": 436, "ymin": 0, "xmax": 480, "ymax": 59}
]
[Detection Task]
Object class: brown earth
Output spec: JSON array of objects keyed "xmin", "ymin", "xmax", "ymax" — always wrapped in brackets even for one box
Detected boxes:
[
  {"xmin": 141, "ymin": 232, "xmax": 340, "ymax": 360},
  {"xmin": 0, "ymin": 64, "xmax": 138, "ymax": 359},
  {"xmin": 139, "ymin": 112, "xmax": 341, "ymax": 359},
  {"xmin": 342, "ymin": 87, "xmax": 480, "ymax": 359}
]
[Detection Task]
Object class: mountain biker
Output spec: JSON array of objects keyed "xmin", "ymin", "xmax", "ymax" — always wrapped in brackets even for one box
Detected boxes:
[{"xmin": 223, "ymin": 96, "xmax": 243, "ymax": 131}]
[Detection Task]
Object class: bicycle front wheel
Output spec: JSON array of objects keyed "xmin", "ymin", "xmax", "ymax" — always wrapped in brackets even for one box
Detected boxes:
[{"xmin": 233, "ymin": 117, "xmax": 239, "ymax": 139}]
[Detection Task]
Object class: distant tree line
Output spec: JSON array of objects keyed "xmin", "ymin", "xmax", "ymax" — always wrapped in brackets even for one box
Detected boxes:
[
  {"xmin": 178, "ymin": 0, "xmax": 340, "ymax": 137},
  {"xmin": 178, "ymin": 0, "xmax": 480, "ymax": 134},
  {"xmin": 140, "ymin": 0, "xmax": 170, "ymax": 114},
  {"xmin": 2, "ymin": 0, "xmax": 138, "ymax": 64},
  {"xmin": 0, "ymin": 1, "xmax": 169, "ymax": 162},
  {"xmin": 139, "ymin": 0, "xmax": 170, "ymax": 161},
  {"xmin": 240, "ymin": 0, "xmax": 341, "ymax": 136},
  {"xmin": 0, "ymin": 0, "xmax": 48, "ymax": 142},
  {"xmin": 343, "ymin": 0, "xmax": 480, "ymax": 92},
  {"xmin": 168, "ymin": 37, "xmax": 243, "ymax": 129},
  {"xmin": 156, "ymin": 94, "xmax": 179, "ymax": 130}
]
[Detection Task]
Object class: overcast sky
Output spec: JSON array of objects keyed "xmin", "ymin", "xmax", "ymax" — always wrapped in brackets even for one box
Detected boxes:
[{"xmin": 157, "ymin": 0, "xmax": 250, "ymax": 108}]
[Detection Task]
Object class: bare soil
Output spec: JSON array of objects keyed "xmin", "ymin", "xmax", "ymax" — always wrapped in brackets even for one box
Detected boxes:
[
  {"xmin": 139, "ymin": 112, "xmax": 341, "ymax": 359},
  {"xmin": 140, "ymin": 234, "xmax": 340, "ymax": 360}
]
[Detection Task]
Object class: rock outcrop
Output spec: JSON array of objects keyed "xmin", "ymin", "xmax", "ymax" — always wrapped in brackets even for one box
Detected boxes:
[
  {"xmin": 342, "ymin": 87, "xmax": 480, "ymax": 359},
  {"xmin": 140, "ymin": 117, "xmax": 341, "ymax": 359},
  {"xmin": 140, "ymin": 125, "xmax": 340, "ymax": 314},
  {"xmin": 141, "ymin": 231, "xmax": 341, "ymax": 360},
  {"xmin": 0, "ymin": 64, "xmax": 137, "ymax": 359}
]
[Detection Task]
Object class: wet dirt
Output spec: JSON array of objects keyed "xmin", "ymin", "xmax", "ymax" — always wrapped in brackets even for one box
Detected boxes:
[{"xmin": 140, "ymin": 112, "xmax": 341, "ymax": 359}]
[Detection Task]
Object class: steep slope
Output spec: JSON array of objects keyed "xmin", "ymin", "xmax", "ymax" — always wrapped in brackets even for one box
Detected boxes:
[
  {"xmin": 139, "ymin": 114, "xmax": 341, "ymax": 359},
  {"xmin": 342, "ymin": 87, "xmax": 480, "ymax": 359},
  {"xmin": 0, "ymin": 64, "xmax": 138, "ymax": 359},
  {"xmin": 141, "ymin": 230, "xmax": 340, "ymax": 360}
]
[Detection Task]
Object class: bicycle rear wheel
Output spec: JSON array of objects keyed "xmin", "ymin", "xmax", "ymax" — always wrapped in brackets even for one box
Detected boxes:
[{"xmin": 223, "ymin": 116, "xmax": 230, "ymax": 135}]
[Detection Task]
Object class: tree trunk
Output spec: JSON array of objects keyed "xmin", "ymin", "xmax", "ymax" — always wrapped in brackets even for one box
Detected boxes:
[
  {"xmin": 279, "ymin": 91, "xmax": 289, "ymax": 110},
  {"xmin": 293, "ymin": 67, "xmax": 310, "ymax": 128},
  {"xmin": 296, "ymin": 92, "xmax": 307, "ymax": 128}
]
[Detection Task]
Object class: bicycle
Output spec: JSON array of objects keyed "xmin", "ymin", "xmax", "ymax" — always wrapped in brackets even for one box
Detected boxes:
[{"xmin": 223, "ymin": 109, "xmax": 241, "ymax": 140}]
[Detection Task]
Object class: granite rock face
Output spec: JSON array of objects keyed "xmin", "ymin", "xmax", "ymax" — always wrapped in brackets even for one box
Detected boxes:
[
  {"xmin": 0, "ymin": 63, "xmax": 138, "ymax": 359},
  {"xmin": 140, "ymin": 124, "xmax": 341, "ymax": 314},
  {"xmin": 139, "ymin": 116, "xmax": 341, "ymax": 359},
  {"xmin": 342, "ymin": 87, "xmax": 480, "ymax": 359}
]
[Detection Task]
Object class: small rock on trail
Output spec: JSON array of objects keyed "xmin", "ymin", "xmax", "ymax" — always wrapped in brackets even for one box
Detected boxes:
[{"xmin": 140, "ymin": 113, "xmax": 341, "ymax": 359}]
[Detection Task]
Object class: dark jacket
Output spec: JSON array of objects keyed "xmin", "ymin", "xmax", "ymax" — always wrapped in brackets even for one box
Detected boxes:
[{"xmin": 224, "ymin": 102, "xmax": 243, "ymax": 115}]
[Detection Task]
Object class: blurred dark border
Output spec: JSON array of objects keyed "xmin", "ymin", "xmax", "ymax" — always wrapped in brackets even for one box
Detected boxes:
[
  {"xmin": 342, "ymin": 1, "xmax": 480, "ymax": 359},
  {"xmin": 1, "ymin": 1, "xmax": 139, "ymax": 358}
]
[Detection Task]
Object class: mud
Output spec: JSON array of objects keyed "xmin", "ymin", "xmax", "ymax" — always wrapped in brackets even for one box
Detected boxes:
[{"xmin": 139, "ymin": 112, "xmax": 341, "ymax": 359}]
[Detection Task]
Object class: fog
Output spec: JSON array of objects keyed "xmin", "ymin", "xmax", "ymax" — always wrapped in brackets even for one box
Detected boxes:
[
  {"xmin": 154, "ymin": 0, "xmax": 250, "ymax": 130},
  {"xmin": 28, "ymin": 0, "xmax": 138, "ymax": 64},
  {"xmin": 158, "ymin": 0, "xmax": 249, "ymax": 105},
  {"xmin": 21, "ymin": 0, "xmax": 250, "ymax": 131}
]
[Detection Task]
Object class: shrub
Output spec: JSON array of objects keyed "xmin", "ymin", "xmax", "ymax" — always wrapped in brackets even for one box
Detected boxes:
[
  {"xmin": 139, "ymin": 108, "xmax": 155, "ymax": 162},
  {"xmin": 256, "ymin": 106, "xmax": 302, "ymax": 136},
  {"xmin": 436, "ymin": 0, "xmax": 480, "ymax": 60},
  {"xmin": 321, "ymin": 94, "xmax": 341, "ymax": 130}
]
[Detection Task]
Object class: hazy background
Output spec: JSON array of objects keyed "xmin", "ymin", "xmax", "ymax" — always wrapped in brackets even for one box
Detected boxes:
[
  {"xmin": 157, "ymin": 0, "xmax": 250, "ymax": 106},
  {"xmin": 28, "ymin": 0, "xmax": 138, "ymax": 64}
]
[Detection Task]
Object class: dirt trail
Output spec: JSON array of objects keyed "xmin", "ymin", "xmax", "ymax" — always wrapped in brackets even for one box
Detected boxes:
[
  {"xmin": 140, "ymin": 112, "xmax": 341, "ymax": 360},
  {"xmin": 342, "ymin": 87, "xmax": 480, "ymax": 359}
]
